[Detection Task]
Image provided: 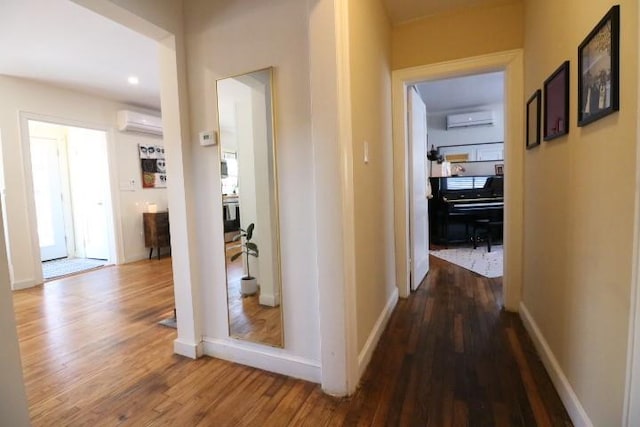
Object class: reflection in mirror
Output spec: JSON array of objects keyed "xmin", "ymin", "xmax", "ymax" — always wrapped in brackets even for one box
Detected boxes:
[
  {"xmin": 437, "ymin": 142, "xmax": 504, "ymax": 163},
  {"xmin": 217, "ymin": 67, "xmax": 283, "ymax": 348}
]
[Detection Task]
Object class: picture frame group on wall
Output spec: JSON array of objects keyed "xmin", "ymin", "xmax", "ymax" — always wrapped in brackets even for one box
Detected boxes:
[
  {"xmin": 526, "ymin": 89, "xmax": 541, "ymax": 150},
  {"xmin": 578, "ymin": 5, "xmax": 620, "ymax": 127},
  {"xmin": 139, "ymin": 144, "xmax": 167, "ymax": 189},
  {"xmin": 543, "ymin": 61, "xmax": 570, "ymax": 140},
  {"xmin": 526, "ymin": 5, "xmax": 621, "ymax": 151}
]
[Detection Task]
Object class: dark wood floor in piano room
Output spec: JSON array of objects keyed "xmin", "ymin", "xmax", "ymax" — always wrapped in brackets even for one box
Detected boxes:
[{"xmin": 14, "ymin": 256, "xmax": 572, "ymax": 426}]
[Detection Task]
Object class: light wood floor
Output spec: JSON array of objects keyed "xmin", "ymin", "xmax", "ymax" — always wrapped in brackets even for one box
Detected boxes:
[
  {"xmin": 12, "ymin": 256, "xmax": 572, "ymax": 425},
  {"xmin": 225, "ymin": 243, "xmax": 283, "ymax": 346}
]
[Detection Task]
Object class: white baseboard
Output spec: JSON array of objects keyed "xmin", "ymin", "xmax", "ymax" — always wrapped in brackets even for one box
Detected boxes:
[
  {"xmin": 519, "ymin": 302, "xmax": 592, "ymax": 427},
  {"xmin": 258, "ymin": 293, "xmax": 279, "ymax": 307},
  {"xmin": 12, "ymin": 278, "xmax": 39, "ymax": 290},
  {"xmin": 173, "ymin": 338, "xmax": 204, "ymax": 359},
  {"xmin": 357, "ymin": 287, "xmax": 399, "ymax": 379},
  {"xmin": 203, "ymin": 337, "xmax": 321, "ymax": 383},
  {"xmin": 123, "ymin": 252, "xmax": 151, "ymax": 264}
]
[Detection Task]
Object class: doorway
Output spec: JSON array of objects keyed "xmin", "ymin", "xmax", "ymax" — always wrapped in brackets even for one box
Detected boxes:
[
  {"xmin": 27, "ymin": 119, "xmax": 112, "ymax": 279},
  {"xmin": 392, "ymin": 50, "xmax": 524, "ymax": 309},
  {"xmin": 415, "ymin": 72, "xmax": 505, "ymax": 282}
]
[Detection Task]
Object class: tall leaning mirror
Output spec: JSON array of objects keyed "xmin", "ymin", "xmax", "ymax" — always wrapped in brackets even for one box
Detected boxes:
[{"xmin": 217, "ymin": 67, "xmax": 283, "ymax": 347}]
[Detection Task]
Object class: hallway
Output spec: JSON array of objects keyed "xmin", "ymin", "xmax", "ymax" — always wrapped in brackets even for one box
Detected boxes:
[{"xmin": 12, "ymin": 256, "xmax": 571, "ymax": 425}]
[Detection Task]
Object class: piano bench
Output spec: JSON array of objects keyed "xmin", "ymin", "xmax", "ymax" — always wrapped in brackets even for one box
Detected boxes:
[{"xmin": 473, "ymin": 219, "xmax": 503, "ymax": 252}]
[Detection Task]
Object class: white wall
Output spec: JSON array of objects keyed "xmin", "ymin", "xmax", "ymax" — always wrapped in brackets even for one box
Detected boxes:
[
  {"xmin": 0, "ymin": 202, "xmax": 30, "ymax": 425},
  {"xmin": 184, "ymin": 0, "xmax": 321, "ymax": 372},
  {"xmin": 0, "ymin": 75, "xmax": 168, "ymax": 288},
  {"xmin": 426, "ymin": 103, "xmax": 504, "ymax": 147},
  {"xmin": 427, "ymin": 103, "xmax": 504, "ymax": 176}
]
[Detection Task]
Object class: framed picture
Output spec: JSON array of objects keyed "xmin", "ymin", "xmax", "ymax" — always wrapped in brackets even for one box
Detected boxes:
[
  {"xmin": 544, "ymin": 61, "xmax": 570, "ymax": 140},
  {"xmin": 526, "ymin": 89, "xmax": 541, "ymax": 149},
  {"xmin": 139, "ymin": 144, "xmax": 167, "ymax": 188},
  {"xmin": 578, "ymin": 5, "xmax": 620, "ymax": 126},
  {"xmin": 495, "ymin": 164, "xmax": 504, "ymax": 175}
]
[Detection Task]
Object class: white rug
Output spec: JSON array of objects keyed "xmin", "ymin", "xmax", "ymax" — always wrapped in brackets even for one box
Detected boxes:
[
  {"xmin": 430, "ymin": 245, "xmax": 503, "ymax": 278},
  {"xmin": 42, "ymin": 257, "xmax": 107, "ymax": 280}
]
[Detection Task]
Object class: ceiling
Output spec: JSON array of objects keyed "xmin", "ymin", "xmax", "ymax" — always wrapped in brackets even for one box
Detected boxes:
[
  {"xmin": 416, "ymin": 72, "xmax": 504, "ymax": 113},
  {"xmin": 382, "ymin": 0, "xmax": 515, "ymax": 25},
  {"xmin": 0, "ymin": 0, "xmax": 160, "ymax": 110},
  {"xmin": 0, "ymin": 1, "xmax": 506, "ymax": 112}
]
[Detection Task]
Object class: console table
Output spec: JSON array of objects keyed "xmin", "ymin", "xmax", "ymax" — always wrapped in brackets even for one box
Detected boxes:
[{"xmin": 143, "ymin": 212, "xmax": 170, "ymax": 259}]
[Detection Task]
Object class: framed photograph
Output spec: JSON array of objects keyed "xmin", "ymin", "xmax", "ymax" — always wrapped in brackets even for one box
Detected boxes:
[
  {"xmin": 578, "ymin": 5, "xmax": 620, "ymax": 126},
  {"xmin": 495, "ymin": 164, "xmax": 504, "ymax": 175},
  {"xmin": 139, "ymin": 144, "xmax": 167, "ymax": 189},
  {"xmin": 526, "ymin": 89, "xmax": 541, "ymax": 149},
  {"xmin": 544, "ymin": 61, "xmax": 570, "ymax": 140}
]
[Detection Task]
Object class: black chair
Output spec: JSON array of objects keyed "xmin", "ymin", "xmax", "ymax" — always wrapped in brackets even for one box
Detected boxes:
[{"xmin": 473, "ymin": 216, "xmax": 503, "ymax": 252}]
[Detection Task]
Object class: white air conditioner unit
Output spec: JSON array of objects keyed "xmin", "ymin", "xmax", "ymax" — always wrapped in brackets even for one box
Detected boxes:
[
  {"xmin": 446, "ymin": 111, "xmax": 494, "ymax": 129},
  {"xmin": 117, "ymin": 110, "xmax": 163, "ymax": 137}
]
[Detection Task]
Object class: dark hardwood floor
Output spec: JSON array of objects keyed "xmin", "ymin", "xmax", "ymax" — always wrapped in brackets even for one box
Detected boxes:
[{"xmin": 11, "ymin": 255, "xmax": 572, "ymax": 426}]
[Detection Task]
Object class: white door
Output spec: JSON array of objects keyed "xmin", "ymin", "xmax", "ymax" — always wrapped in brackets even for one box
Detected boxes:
[
  {"xmin": 67, "ymin": 128, "xmax": 110, "ymax": 260},
  {"xmin": 408, "ymin": 86, "xmax": 429, "ymax": 290},
  {"xmin": 30, "ymin": 137, "xmax": 68, "ymax": 261}
]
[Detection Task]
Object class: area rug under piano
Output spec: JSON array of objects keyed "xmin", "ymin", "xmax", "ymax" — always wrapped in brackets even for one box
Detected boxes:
[{"xmin": 430, "ymin": 245, "xmax": 503, "ymax": 278}]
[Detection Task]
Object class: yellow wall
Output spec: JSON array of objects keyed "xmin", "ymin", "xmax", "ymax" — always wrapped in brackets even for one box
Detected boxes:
[
  {"xmin": 523, "ymin": 1, "xmax": 638, "ymax": 425},
  {"xmin": 391, "ymin": 1, "xmax": 524, "ymax": 70},
  {"xmin": 348, "ymin": 0, "xmax": 396, "ymax": 352}
]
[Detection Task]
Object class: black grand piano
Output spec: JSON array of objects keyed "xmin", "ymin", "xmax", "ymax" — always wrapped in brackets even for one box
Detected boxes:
[{"xmin": 429, "ymin": 175, "xmax": 503, "ymax": 246}]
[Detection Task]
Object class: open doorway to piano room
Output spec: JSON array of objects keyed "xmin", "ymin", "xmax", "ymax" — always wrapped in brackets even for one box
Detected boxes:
[
  {"xmin": 393, "ymin": 50, "xmax": 524, "ymax": 307},
  {"xmin": 418, "ymin": 71, "xmax": 505, "ymax": 281}
]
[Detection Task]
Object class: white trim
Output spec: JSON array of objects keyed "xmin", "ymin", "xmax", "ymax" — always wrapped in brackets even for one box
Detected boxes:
[
  {"xmin": 627, "ymin": 269, "xmax": 640, "ymax": 426},
  {"xmin": 258, "ymin": 293, "xmax": 278, "ymax": 307},
  {"xmin": 357, "ymin": 287, "xmax": 398, "ymax": 379},
  {"xmin": 335, "ymin": 0, "xmax": 359, "ymax": 396},
  {"xmin": 519, "ymin": 302, "xmax": 593, "ymax": 427},
  {"xmin": 624, "ymin": 5, "xmax": 640, "ymax": 421},
  {"xmin": 203, "ymin": 337, "xmax": 321, "ymax": 384},
  {"xmin": 173, "ymin": 338, "xmax": 204, "ymax": 359},
  {"xmin": 392, "ymin": 49, "xmax": 524, "ymax": 311},
  {"xmin": 11, "ymin": 278, "xmax": 40, "ymax": 290}
]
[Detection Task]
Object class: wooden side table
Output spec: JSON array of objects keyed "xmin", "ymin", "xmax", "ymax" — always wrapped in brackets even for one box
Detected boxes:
[{"xmin": 143, "ymin": 212, "xmax": 170, "ymax": 259}]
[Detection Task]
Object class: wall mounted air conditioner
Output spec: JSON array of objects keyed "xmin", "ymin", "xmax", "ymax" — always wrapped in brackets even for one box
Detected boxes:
[
  {"xmin": 117, "ymin": 110, "xmax": 163, "ymax": 137},
  {"xmin": 446, "ymin": 111, "xmax": 494, "ymax": 129}
]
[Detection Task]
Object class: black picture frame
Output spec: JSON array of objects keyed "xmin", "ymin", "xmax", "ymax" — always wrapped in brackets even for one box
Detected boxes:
[
  {"xmin": 578, "ymin": 5, "xmax": 620, "ymax": 126},
  {"xmin": 526, "ymin": 90, "xmax": 541, "ymax": 149},
  {"xmin": 543, "ymin": 61, "xmax": 570, "ymax": 140}
]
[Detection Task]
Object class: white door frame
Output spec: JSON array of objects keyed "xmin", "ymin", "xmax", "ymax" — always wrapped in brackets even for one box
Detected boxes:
[
  {"xmin": 392, "ymin": 49, "xmax": 524, "ymax": 310},
  {"xmin": 18, "ymin": 112, "xmax": 124, "ymax": 283},
  {"xmin": 623, "ymin": 6, "xmax": 640, "ymax": 422}
]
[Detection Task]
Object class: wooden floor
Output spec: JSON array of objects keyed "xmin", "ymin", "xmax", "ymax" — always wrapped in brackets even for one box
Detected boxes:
[
  {"xmin": 225, "ymin": 243, "xmax": 283, "ymax": 346},
  {"xmin": 12, "ymin": 256, "xmax": 572, "ymax": 426}
]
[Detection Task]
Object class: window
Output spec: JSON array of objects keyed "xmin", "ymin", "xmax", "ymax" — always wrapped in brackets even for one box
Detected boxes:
[{"xmin": 445, "ymin": 177, "xmax": 488, "ymax": 190}]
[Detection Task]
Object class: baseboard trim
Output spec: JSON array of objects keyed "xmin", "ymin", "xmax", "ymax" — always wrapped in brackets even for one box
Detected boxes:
[
  {"xmin": 357, "ymin": 287, "xmax": 399, "ymax": 380},
  {"xmin": 519, "ymin": 302, "xmax": 592, "ymax": 427},
  {"xmin": 173, "ymin": 338, "xmax": 204, "ymax": 359},
  {"xmin": 258, "ymin": 293, "xmax": 279, "ymax": 307},
  {"xmin": 123, "ymin": 252, "xmax": 151, "ymax": 264},
  {"xmin": 203, "ymin": 337, "xmax": 321, "ymax": 383},
  {"xmin": 12, "ymin": 278, "xmax": 39, "ymax": 290}
]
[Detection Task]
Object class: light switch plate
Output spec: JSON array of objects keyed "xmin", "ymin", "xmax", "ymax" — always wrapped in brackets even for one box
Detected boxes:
[{"xmin": 364, "ymin": 141, "xmax": 369, "ymax": 164}]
